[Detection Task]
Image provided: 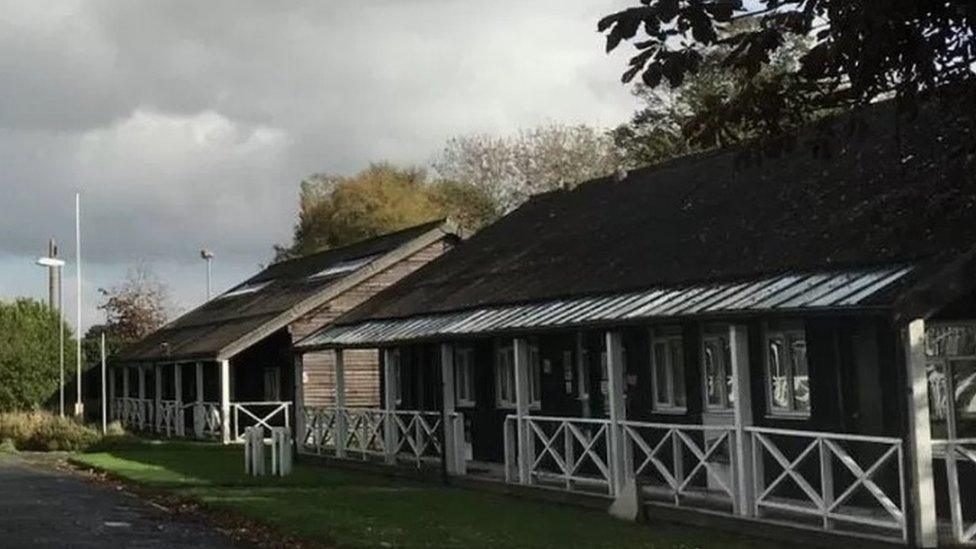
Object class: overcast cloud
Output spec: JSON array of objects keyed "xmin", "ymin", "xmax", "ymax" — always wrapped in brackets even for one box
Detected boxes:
[{"xmin": 0, "ymin": 0, "xmax": 638, "ymax": 331}]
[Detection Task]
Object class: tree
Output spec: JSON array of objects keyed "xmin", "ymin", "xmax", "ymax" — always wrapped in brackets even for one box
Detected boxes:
[
  {"xmin": 433, "ymin": 123, "xmax": 629, "ymax": 212},
  {"xmin": 0, "ymin": 299, "xmax": 75, "ymax": 412},
  {"xmin": 97, "ymin": 264, "xmax": 170, "ymax": 342},
  {"xmin": 599, "ymin": 1, "xmax": 976, "ymax": 149},
  {"xmin": 279, "ymin": 163, "xmax": 499, "ymax": 259}
]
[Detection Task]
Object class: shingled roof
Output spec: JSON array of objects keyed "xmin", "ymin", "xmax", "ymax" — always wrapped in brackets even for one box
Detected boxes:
[
  {"xmin": 332, "ymin": 98, "xmax": 976, "ymax": 330},
  {"xmin": 117, "ymin": 219, "xmax": 453, "ymax": 362}
]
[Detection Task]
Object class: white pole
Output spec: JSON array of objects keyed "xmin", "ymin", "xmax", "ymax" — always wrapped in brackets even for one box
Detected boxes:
[
  {"xmin": 58, "ymin": 270, "xmax": 64, "ymax": 418},
  {"xmin": 100, "ymin": 332, "xmax": 107, "ymax": 434},
  {"xmin": 74, "ymin": 192, "xmax": 83, "ymax": 418}
]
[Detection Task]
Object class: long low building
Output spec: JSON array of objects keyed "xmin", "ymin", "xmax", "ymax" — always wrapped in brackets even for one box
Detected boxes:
[{"xmin": 293, "ymin": 98, "xmax": 976, "ymax": 547}]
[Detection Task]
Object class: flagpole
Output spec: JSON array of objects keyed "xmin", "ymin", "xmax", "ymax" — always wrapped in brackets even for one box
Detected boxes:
[{"xmin": 75, "ymin": 192, "xmax": 83, "ymax": 418}]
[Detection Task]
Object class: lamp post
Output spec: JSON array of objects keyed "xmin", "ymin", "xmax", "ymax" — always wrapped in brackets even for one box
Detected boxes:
[
  {"xmin": 200, "ymin": 249, "xmax": 214, "ymax": 301},
  {"xmin": 36, "ymin": 255, "xmax": 66, "ymax": 417},
  {"xmin": 74, "ymin": 192, "xmax": 83, "ymax": 418}
]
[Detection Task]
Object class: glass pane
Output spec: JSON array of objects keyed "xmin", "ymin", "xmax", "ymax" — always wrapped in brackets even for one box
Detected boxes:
[
  {"xmin": 670, "ymin": 339, "xmax": 686, "ymax": 408},
  {"xmin": 653, "ymin": 343, "xmax": 669, "ymax": 405},
  {"xmin": 768, "ymin": 336, "xmax": 789, "ymax": 411},
  {"xmin": 927, "ymin": 360, "xmax": 949, "ymax": 439},
  {"xmin": 790, "ymin": 335, "xmax": 810, "ymax": 412}
]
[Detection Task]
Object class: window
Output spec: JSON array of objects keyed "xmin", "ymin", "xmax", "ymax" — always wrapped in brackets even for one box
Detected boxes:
[
  {"xmin": 765, "ymin": 321, "xmax": 810, "ymax": 416},
  {"xmin": 651, "ymin": 327, "xmax": 686, "ymax": 412},
  {"xmin": 455, "ymin": 347, "xmax": 476, "ymax": 407},
  {"xmin": 495, "ymin": 343, "xmax": 541, "ymax": 408},
  {"xmin": 702, "ymin": 325, "xmax": 733, "ymax": 411},
  {"xmin": 263, "ymin": 367, "xmax": 280, "ymax": 401},
  {"xmin": 309, "ymin": 254, "xmax": 380, "ymax": 280},
  {"xmin": 386, "ymin": 349, "xmax": 402, "ymax": 406}
]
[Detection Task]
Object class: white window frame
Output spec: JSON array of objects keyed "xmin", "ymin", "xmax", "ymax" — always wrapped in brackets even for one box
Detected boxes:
[
  {"xmin": 455, "ymin": 347, "xmax": 476, "ymax": 407},
  {"xmin": 650, "ymin": 327, "xmax": 686, "ymax": 413},
  {"xmin": 764, "ymin": 321, "xmax": 811, "ymax": 418},
  {"xmin": 495, "ymin": 342, "xmax": 541, "ymax": 409},
  {"xmin": 701, "ymin": 324, "xmax": 734, "ymax": 413}
]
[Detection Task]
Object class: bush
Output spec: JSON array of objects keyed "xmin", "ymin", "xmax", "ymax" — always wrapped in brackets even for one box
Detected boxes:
[
  {"xmin": 0, "ymin": 411, "xmax": 100, "ymax": 451},
  {"xmin": 0, "ymin": 298, "xmax": 76, "ymax": 412}
]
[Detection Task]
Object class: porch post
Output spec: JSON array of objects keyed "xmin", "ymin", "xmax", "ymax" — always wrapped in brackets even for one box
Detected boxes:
[
  {"xmin": 219, "ymin": 359, "xmax": 232, "ymax": 444},
  {"xmin": 513, "ymin": 338, "xmax": 533, "ymax": 484},
  {"xmin": 605, "ymin": 331, "xmax": 628, "ymax": 493},
  {"xmin": 440, "ymin": 343, "xmax": 462, "ymax": 475},
  {"xmin": 293, "ymin": 353, "xmax": 305, "ymax": 450},
  {"xmin": 173, "ymin": 363, "xmax": 184, "ymax": 437},
  {"xmin": 194, "ymin": 361, "xmax": 204, "ymax": 438},
  {"xmin": 729, "ymin": 324, "xmax": 755, "ymax": 517},
  {"xmin": 154, "ymin": 364, "xmax": 163, "ymax": 432},
  {"xmin": 137, "ymin": 365, "xmax": 146, "ymax": 430},
  {"xmin": 334, "ymin": 349, "xmax": 348, "ymax": 458},
  {"xmin": 383, "ymin": 348, "xmax": 399, "ymax": 464},
  {"xmin": 904, "ymin": 319, "xmax": 937, "ymax": 548}
]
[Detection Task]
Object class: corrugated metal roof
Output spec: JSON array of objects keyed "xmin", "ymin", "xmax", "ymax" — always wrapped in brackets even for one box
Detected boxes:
[{"xmin": 298, "ymin": 265, "xmax": 913, "ymax": 348}]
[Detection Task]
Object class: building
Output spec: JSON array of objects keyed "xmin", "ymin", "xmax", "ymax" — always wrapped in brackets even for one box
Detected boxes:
[
  {"xmin": 294, "ymin": 99, "xmax": 976, "ymax": 547},
  {"xmin": 110, "ymin": 220, "xmax": 459, "ymax": 443}
]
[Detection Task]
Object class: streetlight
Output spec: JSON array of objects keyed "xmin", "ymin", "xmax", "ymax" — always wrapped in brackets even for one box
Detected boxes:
[
  {"xmin": 36, "ymin": 255, "xmax": 66, "ymax": 417},
  {"xmin": 200, "ymin": 249, "xmax": 214, "ymax": 301}
]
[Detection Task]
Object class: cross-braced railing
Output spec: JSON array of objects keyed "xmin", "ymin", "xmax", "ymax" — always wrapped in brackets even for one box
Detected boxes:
[
  {"xmin": 301, "ymin": 405, "xmax": 338, "ymax": 452},
  {"xmin": 156, "ymin": 400, "xmax": 184, "ymax": 437},
  {"xmin": 232, "ymin": 401, "xmax": 291, "ymax": 442},
  {"xmin": 505, "ymin": 415, "xmax": 614, "ymax": 495},
  {"xmin": 117, "ymin": 397, "xmax": 155, "ymax": 431},
  {"xmin": 933, "ymin": 438, "xmax": 976, "ymax": 545},
  {"xmin": 748, "ymin": 427, "xmax": 906, "ymax": 542},
  {"xmin": 622, "ymin": 420, "xmax": 738, "ymax": 511},
  {"xmin": 183, "ymin": 401, "xmax": 222, "ymax": 438},
  {"xmin": 390, "ymin": 410, "xmax": 445, "ymax": 466}
]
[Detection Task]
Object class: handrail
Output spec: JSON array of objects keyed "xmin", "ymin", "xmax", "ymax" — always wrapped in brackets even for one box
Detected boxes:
[{"xmin": 745, "ymin": 425, "xmax": 903, "ymax": 445}]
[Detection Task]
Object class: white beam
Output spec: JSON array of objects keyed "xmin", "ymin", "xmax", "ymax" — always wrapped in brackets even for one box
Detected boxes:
[
  {"xmin": 173, "ymin": 363, "xmax": 183, "ymax": 437},
  {"xmin": 335, "ymin": 349, "xmax": 347, "ymax": 458},
  {"xmin": 219, "ymin": 360, "xmax": 232, "ymax": 444},
  {"xmin": 605, "ymin": 331, "xmax": 628, "ymax": 493},
  {"xmin": 904, "ymin": 319, "xmax": 937, "ymax": 547},
  {"xmin": 729, "ymin": 324, "xmax": 754, "ymax": 516},
  {"xmin": 440, "ymin": 343, "xmax": 462, "ymax": 475},
  {"xmin": 513, "ymin": 338, "xmax": 533, "ymax": 484}
]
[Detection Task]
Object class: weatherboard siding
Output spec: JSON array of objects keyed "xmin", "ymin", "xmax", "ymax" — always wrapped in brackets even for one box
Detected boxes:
[{"xmin": 291, "ymin": 238, "xmax": 452, "ymax": 407}]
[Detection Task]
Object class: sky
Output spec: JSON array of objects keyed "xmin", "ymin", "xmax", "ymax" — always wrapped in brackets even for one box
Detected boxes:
[{"xmin": 0, "ymin": 0, "xmax": 639, "ymax": 333}]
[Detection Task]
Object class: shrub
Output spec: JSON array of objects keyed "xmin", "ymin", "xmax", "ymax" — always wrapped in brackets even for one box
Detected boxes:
[
  {"xmin": 0, "ymin": 298, "xmax": 76, "ymax": 412},
  {"xmin": 0, "ymin": 411, "xmax": 100, "ymax": 451}
]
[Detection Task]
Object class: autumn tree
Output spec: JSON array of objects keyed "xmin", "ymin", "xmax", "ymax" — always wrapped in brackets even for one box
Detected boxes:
[
  {"xmin": 97, "ymin": 264, "xmax": 170, "ymax": 342},
  {"xmin": 599, "ymin": 1, "xmax": 976, "ymax": 150},
  {"xmin": 433, "ymin": 123, "xmax": 629, "ymax": 212}
]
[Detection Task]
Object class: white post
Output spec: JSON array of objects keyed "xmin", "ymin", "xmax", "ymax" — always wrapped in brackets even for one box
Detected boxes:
[
  {"xmin": 173, "ymin": 363, "xmax": 183, "ymax": 437},
  {"xmin": 334, "ymin": 349, "xmax": 348, "ymax": 458},
  {"xmin": 440, "ymin": 343, "xmax": 462, "ymax": 475},
  {"xmin": 194, "ymin": 361, "xmax": 204, "ymax": 437},
  {"xmin": 74, "ymin": 192, "xmax": 83, "ymax": 418},
  {"xmin": 729, "ymin": 324, "xmax": 754, "ymax": 516},
  {"xmin": 154, "ymin": 364, "xmax": 163, "ymax": 433},
  {"xmin": 219, "ymin": 359, "xmax": 231, "ymax": 444},
  {"xmin": 100, "ymin": 334, "xmax": 107, "ymax": 434},
  {"xmin": 137, "ymin": 365, "xmax": 146, "ymax": 430},
  {"xmin": 513, "ymin": 338, "xmax": 533, "ymax": 484},
  {"xmin": 383, "ymin": 348, "xmax": 399, "ymax": 464},
  {"xmin": 293, "ymin": 353, "xmax": 305, "ymax": 451},
  {"xmin": 904, "ymin": 319, "xmax": 937, "ymax": 548},
  {"xmin": 605, "ymin": 331, "xmax": 628, "ymax": 494}
]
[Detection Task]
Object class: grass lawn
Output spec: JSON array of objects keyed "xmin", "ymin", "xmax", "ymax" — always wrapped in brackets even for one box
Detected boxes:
[{"xmin": 72, "ymin": 441, "xmax": 788, "ymax": 549}]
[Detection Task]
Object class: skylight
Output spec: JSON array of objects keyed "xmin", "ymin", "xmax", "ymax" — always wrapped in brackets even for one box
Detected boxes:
[
  {"xmin": 220, "ymin": 280, "xmax": 272, "ymax": 299},
  {"xmin": 309, "ymin": 254, "xmax": 379, "ymax": 279}
]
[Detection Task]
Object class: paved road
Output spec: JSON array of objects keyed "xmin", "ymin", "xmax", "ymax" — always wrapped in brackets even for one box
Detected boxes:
[{"xmin": 0, "ymin": 453, "xmax": 241, "ymax": 548}]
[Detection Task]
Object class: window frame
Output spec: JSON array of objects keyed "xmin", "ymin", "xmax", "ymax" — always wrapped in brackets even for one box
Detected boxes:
[
  {"xmin": 650, "ymin": 327, "xmax": 686, "ymax": 413},
  {"xmin": 701, "ymin": 324, "xmax": 734, "ymax": 413},
  {"xmin": 763, "ymin": 321, "xmax": 811, "ymax": 418},
  {"xmin": 454, "ymin": 347, "xmax": 476, "ymax": 407},
  {"xmin": 495, "ymin": 342, "xmax": 541, "ymax": 410}
]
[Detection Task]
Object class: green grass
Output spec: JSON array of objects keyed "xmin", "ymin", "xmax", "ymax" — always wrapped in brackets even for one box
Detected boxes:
[{"xmin": 73, "ymin": 441, "xmax": 786, "ymax": 549}]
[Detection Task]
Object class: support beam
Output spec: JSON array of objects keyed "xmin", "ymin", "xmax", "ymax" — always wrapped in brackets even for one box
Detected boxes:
[
  {"xmin": 605, "ymin": 331, "xmax": 628, "ymax": 493},
  {"xmin": 293, "ymin": 353, "xmax": 305, "ymax": 450},
  {"xmin": 154, "ymin": 364, "xmax": 163, "ymax": 433},
  {"xmin": 219, "ymin": 359, "xmax": 231, "ymax": 444},
  {"xmin": 904, "ymin": 319, "xmax": 937, "ymax": 548},
  {"xmin": 383, "ymin": 348, "xmax": 399, "ymax": 464},
  {"xmin": 334, "ymin": 349, "xmax": 348, "ymax": 458},
  {"xmin": 513, "ymin": 338, "xmax": 533, "ymax": 484},
  {"xmin": 729, "ymin": 324, "xmax": 755, "ymax": 516},
  {"xmin": 440, "ymin": 343, "xmax": 463, "ymax": 475},
  {"xmin": 173, "ymin": 363, "xmax": 183, "ymax": 437}
]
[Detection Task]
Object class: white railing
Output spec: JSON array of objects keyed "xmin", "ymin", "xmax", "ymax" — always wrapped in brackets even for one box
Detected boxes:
[
  {"xmin": 117, "ymin": 397, "xmax": 155, "ymax": 431},
  {"xmin": 933, "ymin": 438, "xmax": 976, "ymax": 545},
  {"xmin": 504, "ymin": 415, "xmax": 615, "ymax": 495},
  {"xmin": 156, "ymin": 400, "xmax": 184, "ymax": 437},
  {"xmin": 622, "ymin": 420, "xmax": 738, "ymax": 511},
  {"xmin": 748, "ymin": 427, "xmax": 906, "ymax": 542},
  {"xmin": 183, "ymin": 401, "xmax": 222, "ymax": 439},
  {"xmin": 232, "ymin": 401, "xmax": 291, "ymax": 442},
  {"xmin": 299, "ymin": 406, "xmax": 463, "ymax": 469}
]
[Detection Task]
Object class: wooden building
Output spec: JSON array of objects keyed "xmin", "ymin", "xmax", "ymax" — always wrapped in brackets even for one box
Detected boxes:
[
  {"xmin": 110, "ymin": 220, "xmax": 458, "ymax": 443},
  {"xmin": 294, "ymin": 99, "xmax": 976, "ymax": 547}
]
